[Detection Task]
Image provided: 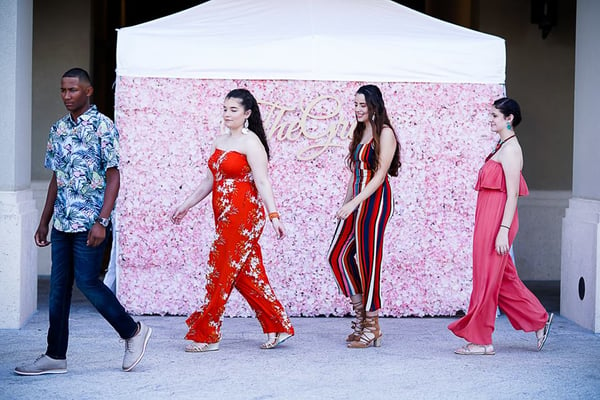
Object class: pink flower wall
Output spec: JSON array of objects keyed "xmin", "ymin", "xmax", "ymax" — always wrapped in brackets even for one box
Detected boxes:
[{"xmin": 114, "ymin": 77, "xmax": 504, "ymax": 317}]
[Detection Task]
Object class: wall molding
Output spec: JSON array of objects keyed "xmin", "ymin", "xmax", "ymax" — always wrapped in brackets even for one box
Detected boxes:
[{"xmin": 514, "ymin": 190, "xmax": 570, "ymax": 281}]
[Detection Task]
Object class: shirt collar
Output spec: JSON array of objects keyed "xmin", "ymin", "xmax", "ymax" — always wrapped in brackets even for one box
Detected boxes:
[{"xmin": 68, "ymin": 104, "xmax": 97, "ymax": 125}]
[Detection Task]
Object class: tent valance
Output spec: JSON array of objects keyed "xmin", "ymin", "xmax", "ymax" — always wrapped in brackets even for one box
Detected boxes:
[{"xmin": 116, "ymin": 0, "xmax": 505, "ymax": 84}]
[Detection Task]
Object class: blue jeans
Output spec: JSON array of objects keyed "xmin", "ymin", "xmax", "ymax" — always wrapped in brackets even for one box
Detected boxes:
[{"xmin": 46, "ymin": 228, "xmax": 138, "ymax": 359}]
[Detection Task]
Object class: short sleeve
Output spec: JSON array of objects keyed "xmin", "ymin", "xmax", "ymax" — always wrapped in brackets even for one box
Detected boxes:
[
  {"xmin": 98, "ymin": 117, "xmax": 120, "ymax": 170},
  {"xmin": 43, "ymin": 125, "xmax": 57, "ymax": 171}
]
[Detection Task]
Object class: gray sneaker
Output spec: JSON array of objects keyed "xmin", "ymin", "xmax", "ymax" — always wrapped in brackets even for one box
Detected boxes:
[
  {"xmin": 15, "ymin": 354, "xmax": 67, "ymax": 376},
  {"xmin": 122, "ymin": 321, "xmax": 152, "ymax": 372}
]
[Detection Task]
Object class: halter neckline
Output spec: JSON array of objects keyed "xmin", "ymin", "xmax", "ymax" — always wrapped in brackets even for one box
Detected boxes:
[{"xmin": 485, "ymin": 134, "xmax": 516, "ymax": 161}]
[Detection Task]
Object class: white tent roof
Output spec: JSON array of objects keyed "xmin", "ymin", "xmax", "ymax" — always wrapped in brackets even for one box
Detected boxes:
[{"xmin": 116, "ymin": 0, "xmax": 505, "ymax": 84}]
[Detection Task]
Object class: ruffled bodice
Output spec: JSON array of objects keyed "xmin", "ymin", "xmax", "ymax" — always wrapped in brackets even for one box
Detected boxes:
[{"xmin": 475, "ymin": 160, "xmax": 529, "ymax": 196}]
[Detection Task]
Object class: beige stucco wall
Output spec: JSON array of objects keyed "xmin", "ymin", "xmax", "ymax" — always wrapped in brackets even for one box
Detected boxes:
[
  {"xmin": 571, "ymin": 1, "xmax": 600, "ymax": 200},
  {"xmin": 479, "ymin": 0, "xmax": 576, "ymax": 191},
  {"xmin": 0, "ymin": 0, "xmax": 38, "ymax": 328},
  {"xmin": 478, "ymin": 0, "xmax": 576, "ymax": 281},
  {"xmin": 31, "ymin": 0, "xmax": 91, "ymax": 182},
  {"xmin": 31, "ymin": 0, "xmax": 91, "ymax": 274}
]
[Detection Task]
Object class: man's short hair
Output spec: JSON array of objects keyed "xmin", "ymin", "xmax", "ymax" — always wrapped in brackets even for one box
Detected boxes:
[{"xmin": 62, "ymin": 68, "xmax": 92, "ymax": 86}]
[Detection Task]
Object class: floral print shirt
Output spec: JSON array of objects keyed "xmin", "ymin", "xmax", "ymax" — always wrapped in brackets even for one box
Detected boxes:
[{"xmin": 44, "ymin": 105, "xmax": 119, "ymax": 232}]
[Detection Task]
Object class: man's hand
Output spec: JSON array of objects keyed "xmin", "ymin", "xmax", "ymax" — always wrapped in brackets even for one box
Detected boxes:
[{"xmin": 87, "ymin": 223, "xmax": 106, "ymax": 247}]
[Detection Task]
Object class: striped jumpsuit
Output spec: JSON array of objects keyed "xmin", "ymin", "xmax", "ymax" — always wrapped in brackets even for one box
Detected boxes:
[{"xmin": 327, "ymin": 140, "xmax": 394, "ymax": 312}]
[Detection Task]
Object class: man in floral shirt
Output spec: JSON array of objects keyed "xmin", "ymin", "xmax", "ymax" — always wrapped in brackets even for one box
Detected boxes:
[{"xmin": 15, "ymin": 68, "xmax": 151, "ymax": 375}]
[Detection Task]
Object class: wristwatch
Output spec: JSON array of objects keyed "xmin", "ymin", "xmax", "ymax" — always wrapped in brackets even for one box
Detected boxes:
[{"xmin": 95, "ymin": 217, "xmax": 110, "ymax": 228}]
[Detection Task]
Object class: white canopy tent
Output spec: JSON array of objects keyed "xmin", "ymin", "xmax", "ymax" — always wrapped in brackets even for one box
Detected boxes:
[
  {"xmin": 116, "ymin": 0, "xmax": 505, "ymax": 84},
  {"xmin": 111, "ymin": 0, "xmax": 507, "ymax": 316}
]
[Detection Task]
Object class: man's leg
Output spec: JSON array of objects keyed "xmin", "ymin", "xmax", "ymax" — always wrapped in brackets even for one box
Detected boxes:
[
  {"xmin": 15, "ymin": 228, "xmax": 72, "ymax": 375},
  {"xmin": 72, "ymin": 229, "xmax": 150, "ymax": 371},
  {"xmin": 46, "ymin": 228, "xmax": 75, "ymax": 360},
  {"xmin": 72, "ymin": 230, "xmax": 137, "ymax": 338}
]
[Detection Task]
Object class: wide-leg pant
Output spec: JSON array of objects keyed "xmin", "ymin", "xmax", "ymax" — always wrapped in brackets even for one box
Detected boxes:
[
  {"xmin": 185, "ymin": 239, "xmax": 294, "ymax": 344},
  {"xmin": 448, "ymin": 190, "xmax": 548, "ymax": 344},
  {"xmin": 327, "ymin": 182, "xmax": 393, "ymax": 312}
]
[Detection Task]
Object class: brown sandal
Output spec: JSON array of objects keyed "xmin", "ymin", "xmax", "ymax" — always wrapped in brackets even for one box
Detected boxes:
[
  {"xmin": 347, "ymin": 316, "xmax": 382, "ymax": 348},
  {"xmin": 346, "ymin": 299, "xmax": 365, "ymax": 343}
]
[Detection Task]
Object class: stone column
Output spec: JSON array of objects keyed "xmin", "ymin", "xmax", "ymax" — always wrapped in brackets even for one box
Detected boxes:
[
  {"xmin": 561, "ymin": 0, "xmax": 600, "ymax": 332},
  {"xmin": 0, "ymin": 0, "xmax": 37, "ymax": 328}
]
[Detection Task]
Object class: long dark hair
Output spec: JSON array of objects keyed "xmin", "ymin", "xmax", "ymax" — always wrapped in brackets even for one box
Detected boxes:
[
  {"xmin": 493, "ymin": 97, "xmax": 522, "ymax": 127},
  {"xmin": 346, "ymin": 85, "xmax": 401, "ymax": 176},
  {"xmin": 225, "ymin": 88, "xmax": 270, "ymax": 160}
]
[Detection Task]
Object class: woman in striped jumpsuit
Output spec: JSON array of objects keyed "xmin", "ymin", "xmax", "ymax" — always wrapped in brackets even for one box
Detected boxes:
[{"xmin": 328, "ymin": 85, "xmax": 401, "ymax": 348}]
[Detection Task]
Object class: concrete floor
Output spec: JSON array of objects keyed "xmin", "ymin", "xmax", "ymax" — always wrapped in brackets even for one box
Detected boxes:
[{"xmin": 1, "ymin": 279, "xmax": 598, "ymax": 400}]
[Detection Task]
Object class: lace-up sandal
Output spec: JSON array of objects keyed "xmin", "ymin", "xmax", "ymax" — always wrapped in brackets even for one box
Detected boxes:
[
  {"xmin": 185, "ymin": 342, "xmax": 219, "ymax": 352},
  {"xmin": 347, "ymin": 315, "xmax": 382, "ymax": 348},
  {"xmin": 346, "ymin": 299, "xmax": 365, "ymax": 343},
  {"xmin": 260, "ymin": 332, "xmax": 293, "ymax": 349}
]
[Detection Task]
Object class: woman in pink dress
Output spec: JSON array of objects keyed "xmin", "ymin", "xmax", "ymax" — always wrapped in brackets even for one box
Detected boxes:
[{"xmin": 448, "ymin": 98, "xmax": 553, "ymax": 355}]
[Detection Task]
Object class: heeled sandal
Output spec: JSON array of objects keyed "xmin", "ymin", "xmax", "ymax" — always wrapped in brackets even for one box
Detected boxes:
[
  {"xmin": 260, "ymin": 332, "xmax": 293, "ymax": 349},
  {"xmin": 185, "ymin": 341, "xmax": 220, "ymax": 353},
  {"xmin": 346, "ymin": 299, "xmax": 365, "ymax": 343},
  {"xmin": 536, "ymin": 313, "xmax": 554, "ymax": 351},
  {"xmin": 347, "ymin": 315, "xmax": 382, "ymax": 348}
]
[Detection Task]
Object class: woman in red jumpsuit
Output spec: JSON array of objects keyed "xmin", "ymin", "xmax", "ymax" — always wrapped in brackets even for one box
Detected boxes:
[{"xmin": 172, "ymin": 89, "xmax": 294, "ymax": 352}]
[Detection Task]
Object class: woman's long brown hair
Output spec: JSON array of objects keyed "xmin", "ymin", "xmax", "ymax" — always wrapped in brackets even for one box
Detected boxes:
[
  {"xmin": 346, "ymin": 85, "xmax": 401, "ymax": 176},
  {"xmin": 226, "ymin": 88, "xmax": 270, "ymax": 160}
]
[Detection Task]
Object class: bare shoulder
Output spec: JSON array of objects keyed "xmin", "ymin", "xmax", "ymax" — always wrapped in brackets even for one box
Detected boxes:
[
  {"xmin": 503, "ymin": 139, "xmax": 523, "ymax": 158},
  {"xmin": 242, "ymin": 131, "xmax": 264, "ymax": 149},
  {"xmin": 380, "ymin": 125, "xmax": 397, "ymax": 143},
  {"xmin": 241, "ymin": 132, "xmax": 269, "ymax": 166},
  {"xmin": 499, "ymin": 139, "xmax": 523, "ymax": 169}
]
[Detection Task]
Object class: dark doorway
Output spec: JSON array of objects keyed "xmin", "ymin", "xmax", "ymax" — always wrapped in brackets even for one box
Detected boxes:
[
  {"xmin": 91, "ymin": 0, "xmax": 475, "ymax": 118},
  {"xmin": 92, "ymin": 0, "xmax": 209, "ymax": 118}
]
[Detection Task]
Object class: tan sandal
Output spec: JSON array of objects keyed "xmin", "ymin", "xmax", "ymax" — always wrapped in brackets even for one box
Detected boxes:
[
  {"xmin": 185, "ymin": 341, "xmax": 219, "ymax": 352},
  {"xmin": 347, "ymin": 315, "xmax": 382, "ymax": 348},
  {"xmin": 346, "ymin": 299, "xmax": 365, "ymax": 343},
  {"xmin": 454, "ymin": 343, "xmax": 495, "ymax": 355},
  {"xmin": 260, "ymin": 332, "xmax": 293, "ymax": 349}
]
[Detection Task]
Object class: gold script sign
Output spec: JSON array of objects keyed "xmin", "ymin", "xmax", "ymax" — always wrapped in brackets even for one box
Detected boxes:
[{"xmin": 259, "ymin": 95, "xmax": 356, "ymax": 160}]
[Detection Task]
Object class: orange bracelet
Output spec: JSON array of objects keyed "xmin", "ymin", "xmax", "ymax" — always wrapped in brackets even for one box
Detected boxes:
[{"xmin": 268, "ymin": 212, "xmax": 280, "ymax": 220}]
